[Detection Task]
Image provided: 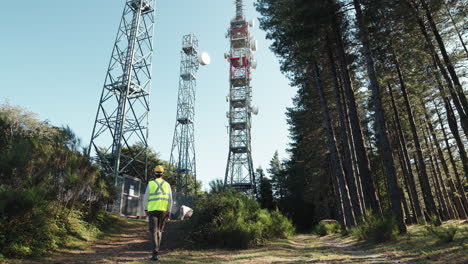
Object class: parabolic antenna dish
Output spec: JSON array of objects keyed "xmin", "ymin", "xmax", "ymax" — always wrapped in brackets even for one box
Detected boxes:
[
  {"xmin": 250, "ymin": 40, "xmax": 258, "ymax": 52},
  {"xmin": 251, "ymin": 60, "xmax": 257, "ymax": 69},
  {"xmin": 198, "ymin": 52, "xmax": 211, "ymax": 65},
  {"xmin": 252, "ymin": 106, "xmax": 259, "ymax": 115},
  {"xmin": 249, "ymin": 19, "xmax": 255, "ymax": 28}
]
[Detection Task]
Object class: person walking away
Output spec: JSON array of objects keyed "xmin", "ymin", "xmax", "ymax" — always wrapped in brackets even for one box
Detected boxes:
[{"xmin": 143, "ymin": 165, "xmax": 173, "ymax": 261}]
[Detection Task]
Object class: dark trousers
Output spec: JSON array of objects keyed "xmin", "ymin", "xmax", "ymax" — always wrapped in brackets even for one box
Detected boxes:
[{"xmin": 148, "ymin": 210, "xmax": 166, "ymax": 255}]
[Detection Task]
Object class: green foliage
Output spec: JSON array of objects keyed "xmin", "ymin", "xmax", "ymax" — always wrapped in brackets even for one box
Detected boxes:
[
  {"xmin": 314, "ymin": 221, "xmax": 341, "ymax": 236},
  {"xmin": 257, "ymin": 167, "xmax": 275, "ymax": 210},
  {"xmin": 0, "ymin": 103, "xmax": 118, "ymax": 258},
  {"xmin": 189, "ymin": 190, "xmax": 295, "ymax": 249},
  {"xmin": 268, "ymin": 151, "xmax": 288, "ymax": 200},
  {"xmin": 65, "ymin": 210, "xmax": 101, "ymax": 241},
  {"xmin": 91, "ymin": 212, "xmax": 126, "ymax": 238},
  {"xmin": 208, "ymin": 179, "xmax": 228, "ymax": 193},
  {"xmin": 255, "ymin": 0, "xmax": 468, "ymax": 232},
  {"xmin": 428, "ymin": 214, "xmax": 442, "ymax": 226},
  {"xmin": 0, "ymin": 187, "xmax": 65, "ymax": 257},
  {"xmin": 351, "ymin": 212, "xmax": 398, "ymax": 243},
  {"xmin": 0, "ymin": 188, "xmax": 123, "ymax": 258},
  {"xmin": 425, "ymin": 225, "xmax": 459, "ymax": 243}
]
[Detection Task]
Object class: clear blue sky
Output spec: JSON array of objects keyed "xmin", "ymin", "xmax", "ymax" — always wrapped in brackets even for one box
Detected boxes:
[{"xmin": 0, "ymin": 0, "xmax": 295, "ymax": 189}]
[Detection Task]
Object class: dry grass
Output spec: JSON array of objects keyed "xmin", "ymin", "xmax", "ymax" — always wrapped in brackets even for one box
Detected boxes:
[
  {"xmin": 348, "ymin": 220, "xmax": 468, "ymax": 264},
  {"xmin": 130, "ymin": 235, "xmax": 326, "ymax": 264}
]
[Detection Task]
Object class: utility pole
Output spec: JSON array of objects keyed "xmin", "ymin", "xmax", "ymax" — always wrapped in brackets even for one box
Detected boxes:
[
  {"xmin": 224, "ymin": 0, "xmax": 259, "ymax": 193},
  {"xmin": 169, "ymin": 34, "xmax": 210, "ymax": 195},
  {"xmin": 88, "ymin": 0, "xmax": 156, "ymax": 183}
]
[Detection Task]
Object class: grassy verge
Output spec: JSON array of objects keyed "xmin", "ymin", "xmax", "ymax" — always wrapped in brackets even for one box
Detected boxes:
[
  {"xmin": 0, "ymin": 212, "xmax": 130, "ymax": 263},
  {"xmin": 59, "ymin": 212, "xmax": 130, "ymax": 252},
  {"xmin": 347, "ymin": 220, "xmax": 468, "ymax": 264}
]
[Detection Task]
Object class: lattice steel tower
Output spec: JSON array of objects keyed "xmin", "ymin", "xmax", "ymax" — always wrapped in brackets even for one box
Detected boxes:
[
  {"xmin": 88, "ymin": 0, "xmax": 156, "ymax": 180},
  {"xmin": 169, "ymin": 34, "xmax": 210, "ymax": 194},
  {"xmin": 224, "ymin": 0, "xmax": 258, "ymax": 192}
]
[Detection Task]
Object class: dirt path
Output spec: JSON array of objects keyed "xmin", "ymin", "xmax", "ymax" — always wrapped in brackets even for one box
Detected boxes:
[
  {"xmin": 3, "ymin": 219, "xmax": 189, "ymax": 264},
  {"xmin": 5, "ymin": 220, "xmax": 409, "ymax": 264},
  {"xmin": 46, "ymin": 219, "xmax": 153, "ymax": 264},
  {"xmin": 319, "ymin": 236, "xmax": 407, "ymax": 264}
]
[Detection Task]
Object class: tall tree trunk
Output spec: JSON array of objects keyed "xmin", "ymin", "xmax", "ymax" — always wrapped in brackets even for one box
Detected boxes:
[
  {"xmin": 435, "ymin": 104, "xmax": 468, "ymax": 217},
  {"xmin": 330, "ymin": 11, "xmax": 380, "ymax": 214},
  {"xmin": 393, "ymin": 123, "xmax": 418, "ymax": 224},
  {"xmin": 443, "ymin": 0, "xmax": 468, "ymax": 57},
  {"xmin": 412, "ymin": 153, "xmax": 436, "ymax": 221},
  {"xmin": 353, "ymin": 0, "xmax": 406, "ymax": 233},
  {"xmin": 392, "ymin": 53, "xmax": 439, "ymax": 223},
  {"xmin": 388, "ymin": 119, "xmax": 414, "ymax": 224},
  {"xmin": 312, "ymin": 62, "xmax": 356, "ymax": 226},
  {"xmin": 327, "ymin": 41, "xmax": 364, "ymax": 219},
  {"xmin": 420, "ymin": 0, "xmax": 468, "ymax": 116},
  {"xmin": 423, "ymin": 119, "xmax": 458, "ymax": 220},
  {"xmin": 400, "ymin": 187, "xmax": 412, "ymax": 223},
  {"xmin": 388, "ymin": 84, "xmax": 424, "ymax": 222},
  {"xmin": 430, "ymin": 54, "xmax": 468, "ymax": 138},
  {"xmin": 341, "ymin": 79, "xmax": 366, "ymax": 211},
  {"xmin": 421, "ymin": 122, "xmax": 449, "ymax": 220},
  {"xmin": 329, "ymin": 156, "xmax": 346, "ymax": 228},
  {"xmin": 422, "ymin": 101, "xmax": 468, "ymax": 217},
  {"xmin": 407, "ymin": 0, "xmax": 468, "ymax": 136},
  {"xmin": 432, "ymin": 68, "xmax": 468, "ymax": 181}
]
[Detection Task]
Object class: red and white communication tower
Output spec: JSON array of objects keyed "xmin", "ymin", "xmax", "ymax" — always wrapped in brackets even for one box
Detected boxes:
[{"xmin": 224, "ymin": 0, "xmax": 259, "ymax": 192}]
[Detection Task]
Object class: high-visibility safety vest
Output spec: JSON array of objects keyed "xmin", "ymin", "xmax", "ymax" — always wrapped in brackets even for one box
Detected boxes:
[{"xmin": 147, "ymin": 178, "xmax": 170, "ymax": 212}]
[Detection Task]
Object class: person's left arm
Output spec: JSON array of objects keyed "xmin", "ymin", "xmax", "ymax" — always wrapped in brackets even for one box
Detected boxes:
[
  {"xmin": 167, "ymin": 184, "xmax": 173, "ymax": 219},
  {"xmin": 143, "ymin": 184, "xmax": 149, "ymax": 216}
]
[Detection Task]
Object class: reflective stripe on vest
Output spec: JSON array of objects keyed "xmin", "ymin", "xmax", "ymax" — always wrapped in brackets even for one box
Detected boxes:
[{"xmin": 147, "ymin": 179, "xmax": 170, "ymax": 212}]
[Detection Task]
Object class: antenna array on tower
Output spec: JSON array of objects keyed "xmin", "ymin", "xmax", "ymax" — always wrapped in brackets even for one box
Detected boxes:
[
  {"xmin": 170, "ymin": 34, "xmax": 209, "ymax": 195},
  {"xmin": 225, "ymin": 0, "xmax": 258, "ymax": 193}
]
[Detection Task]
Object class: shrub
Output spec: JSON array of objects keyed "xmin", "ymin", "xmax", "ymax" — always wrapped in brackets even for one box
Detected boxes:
[
  {"xmin": 65, "ymin": 210, "xmax": 101, "ymax": 241},
  {"xmin": 314, "ymin": 220, "xmax": 341, "ymax": 236},
  {"xmin": 0, "ymin": 187, "xmax": 66, "ymax": 258},
  {"xmin": 0, "ymin": 104, "xmax": 119, "ymax": 259},
  {"xmin": 189, "ymin": 190, "xmax": 294, "ymax": 249},
  {"xmin": 0, "ymin": 187, "xmax": 122, "ymax": 258},
  {"xmin": 267, "ymin": 209, "xmax": 295, "ymax": 239},
  {"xmin": 351, "ymin": 211, "xmax": 397, "ymax": 243},
  {"xmin": 426, "ymin": 225, "xmax": 458, "ymax": 243},
  {"xmin": 427, "ymin": 214, "xmax": 442, "ymax": 226}
]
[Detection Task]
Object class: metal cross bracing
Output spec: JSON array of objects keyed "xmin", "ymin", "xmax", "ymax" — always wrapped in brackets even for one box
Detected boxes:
[
  {"xmin": 225, "ymin": 0, "xmax": 258, "ymax": 193},
  {"xmin": 88, "ymin": 0, "xmax": 156, "ymax": 183},
  {"xmin": 169, "ymin": 34, "xmax": 204, "ymax": 195}
]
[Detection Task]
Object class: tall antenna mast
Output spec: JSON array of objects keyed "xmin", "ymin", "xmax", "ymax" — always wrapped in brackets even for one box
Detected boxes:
[
  {"xmin": 169, "ymin": 34, "xmax": 210, "ymax": 195},
  {"xmin": 236, "ymin": 0, "xmax": 243, "ymax": 19},
  {"xmin": 224, "ymin": 0, "xmax": 259, "ymax": 193},
  {"xmin": 88, "ymin": 0, "xmax": 156, "ymax": 186}
]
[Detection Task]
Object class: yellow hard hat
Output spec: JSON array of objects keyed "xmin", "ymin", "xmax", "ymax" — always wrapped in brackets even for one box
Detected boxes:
[{"xmin": 154, "ymin": 165, "xmax": 164, "ymax": 173}]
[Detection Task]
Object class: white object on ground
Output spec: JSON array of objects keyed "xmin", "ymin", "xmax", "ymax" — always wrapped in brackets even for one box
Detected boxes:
[{"xmin": 179, "ymin": 205, "xmax": 194, "ymax": 220}]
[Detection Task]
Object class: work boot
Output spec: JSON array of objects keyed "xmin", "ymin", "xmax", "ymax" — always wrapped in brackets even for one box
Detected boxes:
[{"xmin": 150, "ymin": 255, "xmax": 159, "ymax": 261}]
